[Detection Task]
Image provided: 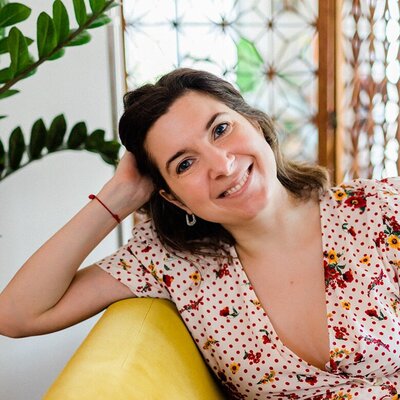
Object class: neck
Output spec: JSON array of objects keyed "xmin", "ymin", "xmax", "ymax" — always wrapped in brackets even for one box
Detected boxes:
[{"xmin": 226, "ymin": 186, "xmax": 320, "ymax": 261}]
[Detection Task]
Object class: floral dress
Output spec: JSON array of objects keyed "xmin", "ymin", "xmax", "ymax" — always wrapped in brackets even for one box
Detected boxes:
[{"xmin": 97, "ymin": 178, "xmax": 400, "ymax": 399}]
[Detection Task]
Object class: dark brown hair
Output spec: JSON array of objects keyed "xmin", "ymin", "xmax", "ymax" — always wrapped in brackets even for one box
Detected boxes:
[{"xmin": 119, "ymin": 68, "xmax": 329, "ymax": 255}]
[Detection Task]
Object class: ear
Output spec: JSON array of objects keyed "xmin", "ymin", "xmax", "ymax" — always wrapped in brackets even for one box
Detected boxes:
[{"xmin": 159, "ymin": 189, "xmax": 192, "ymax": 214}]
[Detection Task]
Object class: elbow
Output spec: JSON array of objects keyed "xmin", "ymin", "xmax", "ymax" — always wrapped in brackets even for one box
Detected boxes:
[
  {"xmin": 0, "ymin": 317, "xmax": 30, "ymax": 338},
  {"xmin": 0, "ymin": 309, "xmax": 31, "ymax": 339},
  {"xmin": 0, "ymin": 324, "xmax": 27, "ymax": 339}
]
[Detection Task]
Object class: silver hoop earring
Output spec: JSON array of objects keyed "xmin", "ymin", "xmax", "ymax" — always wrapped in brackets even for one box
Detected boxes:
[{"xmin": 186, "ymin": 213, "xmax": 196, "ymax": 226}]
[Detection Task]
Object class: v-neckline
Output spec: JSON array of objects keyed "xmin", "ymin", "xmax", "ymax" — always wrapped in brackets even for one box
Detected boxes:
[{"xmin": 230, "ymin": 193, "xmax": 333, "ymax": 375}]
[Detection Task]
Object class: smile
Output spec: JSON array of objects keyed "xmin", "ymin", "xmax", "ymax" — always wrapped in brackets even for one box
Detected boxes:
[{"xmin": 220, "ymin": 165, "xmax": 252, "ymax": 198}]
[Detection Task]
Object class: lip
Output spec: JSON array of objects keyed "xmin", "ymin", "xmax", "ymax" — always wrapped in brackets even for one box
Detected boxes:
[{"xmin": 218, "ymin": 164, "xmax": 253, "ymax": 199}]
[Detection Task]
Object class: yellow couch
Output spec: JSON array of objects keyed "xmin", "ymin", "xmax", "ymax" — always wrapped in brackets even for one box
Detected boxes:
[{"xmin": 44, "ymin": 298, "xmax": 225, "ymax": 400}]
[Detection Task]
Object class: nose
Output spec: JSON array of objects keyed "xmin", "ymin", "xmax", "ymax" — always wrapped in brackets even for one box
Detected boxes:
[{"xmin": 207, "ymin": 147, "xmax": 235, "ymax": 180}]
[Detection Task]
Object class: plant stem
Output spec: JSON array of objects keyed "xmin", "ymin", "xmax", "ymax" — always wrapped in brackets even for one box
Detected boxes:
[{"xmin": 0, "ymin": 1, "xmax": 116, "ymax": 96}]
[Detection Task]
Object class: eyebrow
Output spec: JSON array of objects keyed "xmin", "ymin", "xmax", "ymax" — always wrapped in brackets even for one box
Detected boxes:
[{"xmin": 165, "ymin": 112, "xmax": 225, "ymax": 173}]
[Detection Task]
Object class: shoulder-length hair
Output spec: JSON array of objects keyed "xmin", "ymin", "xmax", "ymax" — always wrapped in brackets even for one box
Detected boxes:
[{"xmin": 119, "ymin": 68, "xmax": 329, "ymax": 256}]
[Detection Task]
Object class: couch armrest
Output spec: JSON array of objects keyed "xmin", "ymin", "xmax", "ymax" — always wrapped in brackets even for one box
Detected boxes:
[{"xmin": 44, "ymin": 298, "xmax": 225, "ymax": 400}]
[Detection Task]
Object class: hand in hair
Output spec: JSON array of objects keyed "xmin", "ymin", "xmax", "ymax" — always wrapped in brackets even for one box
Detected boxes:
[{"xmin": 102, "ymin": 151, "xmax": 154, "ymax": 219}]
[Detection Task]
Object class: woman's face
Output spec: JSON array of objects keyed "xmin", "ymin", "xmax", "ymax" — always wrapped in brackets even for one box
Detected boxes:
[{"xmin": 145, "ymin": 91, "xmax": 281, "ymax": 227}]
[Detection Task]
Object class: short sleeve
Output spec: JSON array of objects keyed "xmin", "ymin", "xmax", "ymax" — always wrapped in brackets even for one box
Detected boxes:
[
  {"xmin": 96, "ymin": 221, "xmax": 171, "ymax": 300},
  {"xmin": 375, "ymin": 177, "xmax": 400, "ymax": 281}
]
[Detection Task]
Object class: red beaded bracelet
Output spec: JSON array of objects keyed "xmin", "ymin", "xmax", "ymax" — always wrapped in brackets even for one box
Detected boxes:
[{"xmin": 88, "ymin": 194, "xmax": 121, "ymax": 223}]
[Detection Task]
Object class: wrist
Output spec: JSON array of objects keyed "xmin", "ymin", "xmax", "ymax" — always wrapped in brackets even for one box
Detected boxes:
[
  {"xmin": 88, "ymin": 194, "xmax": 121, "ymax": 223},
  {"xmin": 96, "ymin": 181, "xmax": 146, "ymax": 221}
]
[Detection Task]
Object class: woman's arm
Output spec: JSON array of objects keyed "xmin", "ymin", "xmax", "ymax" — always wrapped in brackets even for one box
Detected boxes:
[{"xmin": 0, "ymin": 153, "xmax": 153, "ymax": 338}]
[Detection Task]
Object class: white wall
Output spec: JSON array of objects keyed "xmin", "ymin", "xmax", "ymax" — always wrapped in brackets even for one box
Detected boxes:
[{"xmin": 0, "ymin": 2, "xmax": 126, "ymax": 399}]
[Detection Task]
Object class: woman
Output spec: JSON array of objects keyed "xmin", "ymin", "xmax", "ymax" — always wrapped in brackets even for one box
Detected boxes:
[{"xmin": 1, "ymin": 68, "xmax": 399, "ymax": 399}]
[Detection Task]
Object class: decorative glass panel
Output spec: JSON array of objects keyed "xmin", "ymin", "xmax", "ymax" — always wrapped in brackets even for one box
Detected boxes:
[
  {"xmin": 340, "ymin": 0, "xmax": 400, "ymax": 180},
  {"xmin": 122, "ymin": 0, "xmax": 319, "ymax": 162}
]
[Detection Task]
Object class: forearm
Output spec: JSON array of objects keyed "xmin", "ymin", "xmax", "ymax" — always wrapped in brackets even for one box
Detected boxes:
[{"xmin": 0, "ymin": 182, "xmax": 139, "ymax": 333}]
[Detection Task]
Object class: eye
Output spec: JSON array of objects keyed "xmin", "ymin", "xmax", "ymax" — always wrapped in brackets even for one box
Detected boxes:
[
  {"xmin": 176, "ymin": 158, "xmax": 193, "ymax": 174},
  {"xmin": 213, "ymin": 123, "xmax": 229, "ymax": 139}
]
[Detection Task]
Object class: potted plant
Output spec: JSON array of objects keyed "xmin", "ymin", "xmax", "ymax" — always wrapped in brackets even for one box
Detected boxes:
[{"xmin": 0, "ymin": 0, "xmax": 120, "ymax": 182}]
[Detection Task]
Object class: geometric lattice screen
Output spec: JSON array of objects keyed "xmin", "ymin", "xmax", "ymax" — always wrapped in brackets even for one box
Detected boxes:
[
  {"xmin": 340, "ymin": 0, "xmax": 400, "ymax": 180},
  {"xmin": 122, "ymin": 0, "xmax": 319, "ymax": 162}
]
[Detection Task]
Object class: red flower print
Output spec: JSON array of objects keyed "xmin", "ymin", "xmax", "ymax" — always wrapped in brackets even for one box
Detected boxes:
[
  {"xmin": 215, "ymin": 263, "xmax": 232, "ymax": 278},
  {"xmin": 324, "ymin": 260, "xmax": 339, "ymax": 278},
  {"xmin": 333, "ymin": 326, "xmax": 348, "ymax": 340},
  {"xmin": 365, "ymin": 308, "xmax": 386, "ymax": 321},
  {"xmin": 391, "ymin": 218, "xmax": 400, "ymax": 232},
  {"xmin": 313, "ymin": 391, "xmax": 334, "ymax": 400},
  {"xmin": 260, "ymin": 328, "xmax": 271, "ymax": 344},
  {"xmin": 324, "ymin": 252, "xmax": 351, "ymax": 290},
  {"xmin": 244, "ymin": 350, "xmax": 261, "ymax": 364},
  {"xmin": 296, "ymin": 374, "xmax": 318, "ymax": 385},
  {"xmin": 162, "ymin": 274, "xmax": 174, "ymax": 287},
  {"xmin": 179, "ymin": 296, "xmax": 204, "ymax": 313},
  {"xmin": 354, "ymin": 352, "xmax": 364, "ymax": 363},
  {"xmin": 342, "ymin": 222, "xmax": 358, "ymax": 238},
  {"xmin": 374, "ymin": 231, "xmax": 386, "ymax": 248},
  {"xmin": 362, "ymin": 335, "xmax": 390, "ymax": 350},
  {"xmin": 367, "ymin": 270, "xmax": 384, "ymax": 295},
  {"xmin": 348, "ymin": 226, "xmax": 356, "ymax": 237},
  {"xmin": 345, "ymin": 195, "xmax": 366, "ymax": 210},
  {"xmin": 381, "ymin": 383, "xmax": 398, "ymax": 396},
  {"xmin": 384, "ymin": 215, "xmax": 400, "ymax": 232},
  {"xmin": 220, "ymin": 307, "xmax": 230, "ymax": 317},
  {"xmin": 219, "ymin": 306, "xmax": 239, "ymax": 318},
  {"xmin": 305, "ymin": 376, "xmax": 317, "ymax": 385},
  {"xmin": 365, "ymin": 309, "xmax": 378, "ymax": 318},
  {"xmin": 141, "ymin": 245, "xmax": 152, "ymax": 253},
  {"xmin": 262, "ymin": 335, "xmax": 270, "ymax": 344},
  {"xmin": 342, "ymin": 270, "xmax": 354, "ymax": 282},
  {"xmin": 329, "ymin": 358, "xmax": 339, "ymax": 372}
]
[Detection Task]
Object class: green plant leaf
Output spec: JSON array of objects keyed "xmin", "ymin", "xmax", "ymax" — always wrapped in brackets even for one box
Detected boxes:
[
  {"xmin": 105, "ymin": 2, "xmax": 119, "ymax": 10},
  {"xmin": 0, "ymin": 138, "xmax": 5, "ymax": 176},
  {"xmin": 37, "ymin": 12, "xmax": 57, "ymax": 58},
  {"xmin": 0, "ymin": 35, "xmax": 33, "ymax": 55},
  {"xmin": 47, "ymin": 48, "xmax": 65, "ymax": 61},
  {"xmin": 46, "ymin": 114, "xmax": 67, "ymax": 151},
  {"xmin": 0, "ymin": 3, "xmax": 31, "ymax": 28},
  {"xmin": 87, "ymin": 14, "xmax": 111, "ymax": 29},
  {"xmin": 100, "ymin": 153, "xmax": 117, "ymax": 166},
  {"xmin": 236, "ymin": 37, "xmax": 264, "ymax": 94},
  {"xmin": 0, "ymin": 89, "xmax": 19, "ymax": 99},
  {"xmin": 99, "ymin": 140, "xmax": 120, "ymax": 164},
  {"xmin": 8, "ymin": 126, "xmax": 25, "ymax": 170},
  {"xmin": 0, "ymin": 67, "xmax": 12, "ymax": 83},
  {"xmin": 66, "ymin": 29, "xmax": 91, "ymax": 46},
  {"xmin": 67, "ymin": 121, "xmax": 87, "ymax": 149},
  {"xmin": 9, "ymin": 27, "xmax": 31, "ymax": 75},
  {"xmin": 85, "ymin": 129, "xmax": 105, "ymax": 152},
  {"xmin": 73, "ymin": 0, "xmax": 87, "ymax": 27},
  {"xmin": 29, "ymin": 118, "xmax": 47, "ymax": 160},
  {"xmin": 89, "ymin": 0, "xmax": 106, "ymax": 13},
  {"xmin": 20, "ymin": 55, "xmax": 36, "ymax": 78},
  {"xmin": 52, "ymin": 0, "xmax": 69, "ymax": 44}
]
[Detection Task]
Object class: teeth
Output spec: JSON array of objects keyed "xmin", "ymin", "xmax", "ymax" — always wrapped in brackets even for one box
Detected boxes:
[{"xmin": 223, "ymin": 169, "xmax": 250, "ymax": 197}]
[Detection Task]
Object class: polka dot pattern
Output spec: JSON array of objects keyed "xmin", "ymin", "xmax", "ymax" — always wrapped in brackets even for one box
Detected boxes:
[{"xmin": 97, "ymin": 178, "xmax": 400, "ymax": 399}]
